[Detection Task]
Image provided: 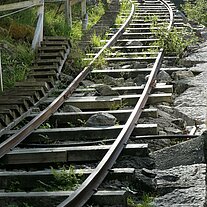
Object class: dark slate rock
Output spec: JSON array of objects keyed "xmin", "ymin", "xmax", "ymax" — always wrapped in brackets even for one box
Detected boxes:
[
  {"xmin": 172, "ymin": 70, "xmax": 194, "ymax": 81},
  {"xmin": 60, "ymin": 104, "xmax": 82, "ymax": 112},
  {"xmin": 157, "ymin": 70, "xmax": 172, "ymax": 83},
  {"xmin": 85, "ymin": 112, "xmax": 117, "ymax": 127},
  {"xmin": 153, "ymin": 164, "xmax": 206, "ymax": 206},
  {"xmin": 151, "ymin": 134, "xmax": 205, "ymax": 170},
  {"xmin": 95, "ymin": 84, "xmax": 119, "ymax": 96}
]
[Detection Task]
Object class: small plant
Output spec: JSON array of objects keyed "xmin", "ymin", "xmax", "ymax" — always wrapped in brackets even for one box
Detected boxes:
[
  {"xmin": 39, "ymin": 134, "xmax": 53, "ymax": 144},
  {"xmin": 93, "ymin": 53, "xmax": 107, "ymax": 68},
  {"xmin": 87, "ymin": 0, "xmax": 105, "ymax": 29},
  {"xmin": 182, "ymin": 0, "xmax": 207, "ymax": 26},
  {"xmin": 7, "ymin": 180, "xmax": 21, "ymax": 192},
  {"xmin": 91, "ymin": 33, "xmax": 104, "ymax": 47},
  {"xmin": 110, "ymin": 101, "xmax": 127, "ymax": 110},
  {"xmin": 77, "ymin": 119, "xmax": 86, "ymax": 126},
  {"xmin": 147, "ymin": 15, "xmax": 198, "ymax": 57},
  {"xmin": 67, "ymin": 121, "xmax": 75, "ymax": 127},
  {"xmin": 119, "ymin": 0, "xmax": 131, "ymax": 12},
  {"xmin": 127, "ymin": 195, "xmax": 154, "ymax": 207},
  {"xmin": 39, "ymin": 122, "xmax": 51, "ymax": 129},
  {"xmin": 50, "ymin": 165, "xmax": 82, "ymax": 191},
  {"xmin": 115, "ymin": 15, "xmax": 125, "ymax": 25}
]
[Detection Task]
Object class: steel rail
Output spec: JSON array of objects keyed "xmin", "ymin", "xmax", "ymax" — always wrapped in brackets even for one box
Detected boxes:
[
  {"xmin": 57, "ymin": 0, "xmax": 174, "ymax": 207},
  {"xmin": 0, "ymin": 1, "xmax": 134, "ymax": 158}
]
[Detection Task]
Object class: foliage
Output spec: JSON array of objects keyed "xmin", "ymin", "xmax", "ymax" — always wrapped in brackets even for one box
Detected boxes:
[
  {"xmin": 182, "ymin": 0, "xmax": 207, "ymax": 26},
  {"xmin": 127, "ymin": 195, "xmax": 154, "ymax": 207},
  {"xmin": 39, "ymin": 122, "xmax": 51, "ymax": 129},
  {"xmin": 91, "ymin": 32, "xmax": 104, "ymax": 47},
  {"xmin": 93, "ymin": 53, "xmax": 107, "ymax": 68},
  {"xmin": 119, "ymin": 0, "xmax": 131, "ymax": 12},
  {"xmin": 115, "ymin": 0, "xmax": 131, "ymax": 25},
  {"xmin": 7, "ymin": 180, "xmax": 21, "ymax": 192},
  {"xmin": 87, "ymin": 0, "xmax": 105, "ymax": 29},
  {"xmin": 148, "ymin": 15, "xmax": 198, "ymax": 57},
  {"xmin": 1, "ymin": 39, "xmax": 33, "ymax": 90},
  {"xmin": 0, "ymin": 0, "xmax": 107, "ymax": 90},
  {"xmin": 44, "ymin": 8, "xmax": 71, "ymax": 37},
  {"xmin": 50, "ymin": 165, "xmax": 82, "ymax": 191}
]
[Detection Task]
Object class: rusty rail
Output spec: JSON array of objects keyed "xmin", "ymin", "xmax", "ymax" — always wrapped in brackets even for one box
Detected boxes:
[
  {"xmin": 57, "ymin": 0, "xmax": 174, "ymax": 207},
  {"xmin": 0, "ymin": 0, "xmax": 134, "ymax": 159},
  {"xmin": 0, "ymin": 0, "xmax": 174, "ymax": 206}
]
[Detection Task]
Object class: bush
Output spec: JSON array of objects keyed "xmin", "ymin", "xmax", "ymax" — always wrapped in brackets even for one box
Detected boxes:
[{"xmin": 182, "ymin": 0, "xmax": 207, "ymax": 26}]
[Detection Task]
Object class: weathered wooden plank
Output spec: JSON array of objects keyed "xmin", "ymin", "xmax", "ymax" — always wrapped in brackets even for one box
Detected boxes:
[
  {"xmin": 0, "ymin": 0, "xmax": 42, "ymax": 12},
  {"xmin": 43, "ymin": 93, "xmax": 172, "ymax": 109},
  {"xmin": 91, "ymin": 67, "xmax": 188, "ymax": 77},
  {"xmin": 27, "ymin": 108, "xmax": 158, "ymax": 126},
  {"xmin": 0, "ymin": 168, "xmax": 134, "ymax": 189},
  {"xmin": 6, "ymin": 124, "xmax": 158, "ymax": 143},
  {"xmin": 0, "ymin": 191, "xmax": 127, "ymax": 207},
  {"xmin": 2, "ymin": 144, "xmax": 148, "ymax": 164}
]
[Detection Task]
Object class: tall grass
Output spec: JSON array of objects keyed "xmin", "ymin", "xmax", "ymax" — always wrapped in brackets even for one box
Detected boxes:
[{"xmin": 0, "ymin": 0, "xmax": 108, "ymax": 90}]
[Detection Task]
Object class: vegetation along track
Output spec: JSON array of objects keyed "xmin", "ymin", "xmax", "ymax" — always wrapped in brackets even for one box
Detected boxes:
[{"xmin": 0, "ymin": 0, "xmax": 196, "ymax": 206}]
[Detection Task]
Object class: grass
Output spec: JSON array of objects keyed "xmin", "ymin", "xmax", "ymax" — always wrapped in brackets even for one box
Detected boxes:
[
  {"xmin": 127, "ymin": 195, "xmax": 154, "ymax": 207},
  {"xmin": 0, "ymin": 38, "xmax": 33, "ymax": 90},
  {"xmin": 0, "ymin": 0, "xmax": 108, "ymax": 90},
  {"xmin": 182, "ymin": 0, "xmax": 207, "ymax": 26},
  {"xmin": 147, "ymin": 15, "xmax": 198, "ymax": 57},
  {"xmin": 50, "ymin": 165, "xmax": 83, "ymax": 191}
]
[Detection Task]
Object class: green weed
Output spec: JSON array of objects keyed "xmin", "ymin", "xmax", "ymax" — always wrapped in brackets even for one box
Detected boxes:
[
  {"xmin": 50, "ymin": 165, "xmax": 82, "ymax": 191},
  {"xmin": 39, "ymin": 122, "xmax": 51, "ymax": 129},
  {"xmin": 182, "ymin": 0, "xmax": 207, "ymax": 26},
  {"xmin": 147, "ymin": 15, "xmax": 198, "ymax": 57},
  {"xmin": 127, "ymin": 195, "xmax": 154, "ymax": 207}
]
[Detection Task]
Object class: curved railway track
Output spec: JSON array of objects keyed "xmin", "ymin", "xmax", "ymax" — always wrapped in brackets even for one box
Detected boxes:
[{"xmin": 0, "ymin": 0, "xmax": 195, "ymax": 206}]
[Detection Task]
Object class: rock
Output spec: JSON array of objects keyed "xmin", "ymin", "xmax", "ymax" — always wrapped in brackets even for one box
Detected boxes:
[
  {"xmin": 171, "ymin": 118, "xmax": 186, "ymax": 129},
  {"xmin": 101, "ymin": 75, "xmax": 124, "ymax": 86},
  {"xmin": 153, "ymin": 164, "xmax": 206, "ymax": 207},
  {"xmin": 164, "ymin": 127, "xmax": 183, "ymax": 134},
  {"xmin": 174, "ymin": 80, "xmax": 190, "ymax": 95},
  {"xmin": 126, "ymin": 40, "xmax": 143, "ymax": 46},
  {"xmin": 159, "ymin": 131, "xmax": 167, "ymax": 136},
  {"xmin": 81, "ymin": 79, "xmax": 95, "ymax": 87},
  {"xmin": 95, "ymin": 84, "xmax": 119, "ymax": 96},
  {"xmin": 157, "ymin": 70, "xmax": 172, "ymax": 83},
  {"xmin": 121, "ymin": 64, "xmax": 131, "ymax": 69},
  {"xmin": 151, "ymin": 135, "xmax": 205, "ymax": 170},
  {"xmin": 200, "ymin": 28, "xmax": 207, "ymax": 41},
  {"xmin": 141, "ymin": 168, "xmax": 156, "ymax": 178},
  {"xmin": 133, "ymin": 169, "xmax": 156, "ymax": 194},
  {"xmin": 61, "ymin": 105, "xmax": 82, "ymax": 112},
  {"xmin": 125, "ymin": 78, "xmax": 135, "ymax": 86},
  {"xmin": 172, "ymin": 70, "xmax": 194, "ymax": 81},
  {"xmin": 85, "ymin": 112, "xmax": 117, "ymax": 127},
  {"xmin": 59, "ymin": 73, "xmax": 74, "ymax": 85},
  {"xmin": 133, "ymin": 61, "xmax": 148, "ymax": 68},
  {"xmin": 133, "ymin": 74, "xmax": 146, "ymax": 86},
  {"xmin": 178, "ymin": 59, "xmax": 196, "ymax": 67},
  {"xmin": 157, "ymin": 105, "xmax": 174, "ymax": 114}
]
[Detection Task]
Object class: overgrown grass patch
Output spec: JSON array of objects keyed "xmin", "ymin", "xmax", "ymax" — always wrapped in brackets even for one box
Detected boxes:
[{"xmin": 182, "ymin": 0, "xmax": 207, "ymax": 26}]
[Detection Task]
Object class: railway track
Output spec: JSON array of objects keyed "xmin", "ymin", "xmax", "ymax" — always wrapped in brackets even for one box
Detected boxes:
[{"xmin": 0, "ymin": 0, "xmax": 196, "ymax": 206}]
